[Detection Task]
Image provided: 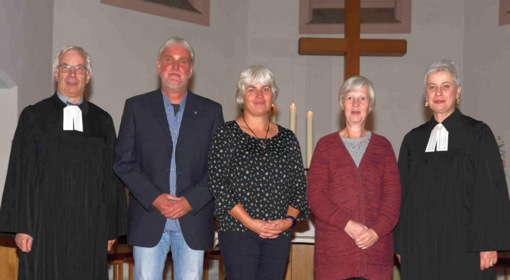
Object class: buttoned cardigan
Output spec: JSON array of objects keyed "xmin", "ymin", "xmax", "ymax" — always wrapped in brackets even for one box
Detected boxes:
[{"xmin": 308, "ymin": 132, "xmax": 401, "ymax": 280}]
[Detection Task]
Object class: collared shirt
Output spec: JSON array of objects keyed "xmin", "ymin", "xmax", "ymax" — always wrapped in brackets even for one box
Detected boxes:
[
  {"xmin": 56, "ymin": 91, "xmax": 84, "ymax": 105},
  {"xmin": 162, "ymin": 90, "xmax": 188, "ymax": 232}
]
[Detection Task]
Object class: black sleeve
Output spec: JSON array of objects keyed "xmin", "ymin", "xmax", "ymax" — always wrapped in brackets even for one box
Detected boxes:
[
  {"xmin": 287, "ymin": 133, "xmax": 309, "ymax": 221},
  {"xmin": 466, "ymin": 123, "xmax": 510, "ymax": 252},
  {"xmin": 393, "ymin": 133, "xmax": 411, "ymax": 254},
  {"xmin": 0, "ymin": 107, "xmax": 38, "ymax": 237},
  {"xmin": 102, "ymin": 116, "xmax": 128, "ymax": 240},
  {"xmin": 207, "ymin": 124, "xmax": 239, "ymax": 219}
]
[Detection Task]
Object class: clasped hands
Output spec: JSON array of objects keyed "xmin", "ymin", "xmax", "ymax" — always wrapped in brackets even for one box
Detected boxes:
[
  {"xmin": 153, "ymin": 193, "xmax": 191, "ymax": 219},
  {"xmin": 246, "ymin": 218, "xmax": 293, "ymax": 239},
  {"xmin": 344, "ymin": 220, "xmax": 379, "ymax": 250}
]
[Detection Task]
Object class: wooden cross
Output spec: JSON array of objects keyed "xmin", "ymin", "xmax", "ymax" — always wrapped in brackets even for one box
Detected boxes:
[{"xmin": 299, "ymin": 0, "xmax": 407, "ymax": 80}]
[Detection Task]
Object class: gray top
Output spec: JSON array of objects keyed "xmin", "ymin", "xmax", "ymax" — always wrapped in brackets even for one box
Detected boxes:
[{"xmin": 341, "ymin": 131, "xmax": 372, "ymax": 167}]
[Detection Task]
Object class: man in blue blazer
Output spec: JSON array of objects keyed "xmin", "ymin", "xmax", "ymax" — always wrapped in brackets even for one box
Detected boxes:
[{"xmin": 114, "ymin": 37, "xmax": 224, "ymax": 280}]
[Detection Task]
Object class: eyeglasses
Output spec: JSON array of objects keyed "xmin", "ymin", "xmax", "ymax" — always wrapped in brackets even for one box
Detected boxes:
[
  {"xmin": 161, "ymin": 56, "xmax": 190, "ymax": 66},
  {"xmin": 58, "ymin": 64, "xmax": 88, "ymax": 74}
]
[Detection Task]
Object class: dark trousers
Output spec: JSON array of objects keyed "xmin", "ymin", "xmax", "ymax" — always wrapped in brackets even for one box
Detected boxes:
[{"xmin": 219, "ymin": 231, "xmax": 291, "ymax": 280}]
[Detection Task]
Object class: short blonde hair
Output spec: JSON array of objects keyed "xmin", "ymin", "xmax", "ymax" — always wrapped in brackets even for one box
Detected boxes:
[
  {"xmin": 338, "ymin": 76, "xmax": 375, "ymax": 111},
  {"xmin": 235, "ymin": 65, "xmax": 279, "ymax": 105}
]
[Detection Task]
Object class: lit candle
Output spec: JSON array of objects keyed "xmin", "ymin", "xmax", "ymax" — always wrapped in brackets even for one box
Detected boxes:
[
  {"xmin": 306, "ymin": 111, "xmax": 313, "ymax": 168},
  {"xmin": 271, "ymin": 104, "xmax": 276, "ymax": 123},
  {"xmin": 289, "ymin": 103, "xmax": 297, "ymax": 134}
]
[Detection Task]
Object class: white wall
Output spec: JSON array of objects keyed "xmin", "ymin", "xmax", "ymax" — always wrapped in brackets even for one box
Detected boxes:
[
  {"xmin": 52, "ymin": 0, "xmax": 470, "ymax": 159},
  {"xmin": 234, "ymin": 0, "xmax": 467, "ymax": 240},
  {"xmin": 463, "ymin": 0, "xmax": 510, "ymax": 177},
  {"xmin": 51, "ymin": 0, "xmax": 471, "ymax": 242},
  {"xmin": 11, "ymin": 0, "xmax": 506, "ymax": 191},
  {"xmin": 0, "ymin": 73, "xmax": 18, "ymax": 205},
  {"xmin": 52, "ymin": 0, "xmax": 250, "ymax": 131},
  {"xmin": 5, "ymin": 0, "xmax": 506, "ymax": 203},
  {"xmin": 239, "ymin": 0, "xmax": 465, "ymax": 158},
  {"xmin": 0, "ymin": 0, "xmax": 53, "ymax": 206},
  {"xmin": 0, "ymin": 0, "xmax": 53, "ymax": 112},
  {"xmin": 3, "ymin": 1, "xmax": 510, "ymax": 275}
]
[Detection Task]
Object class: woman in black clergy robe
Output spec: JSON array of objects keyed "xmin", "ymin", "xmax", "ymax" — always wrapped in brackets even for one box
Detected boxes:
[{"xmin": 394, "ymin": 59, "xmax": 510, "ymax": 280}]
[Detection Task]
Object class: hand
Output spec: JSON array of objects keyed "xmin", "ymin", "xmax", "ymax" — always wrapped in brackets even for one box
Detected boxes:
[
  {"xmin": 260, "ymin": 219, "xmax": 293, "ymax": 239},
  {"xmin": 355, "ymin": 229, "xmax": 379, "ymax": 250},
  {"xmin": 152, "ymin": 193, "xmax": 176, "ymax": 213},
  {"xmin": 397, "ymin": 254, "xmax": 401, "ymax": 264},
  {"xmin": 107, "ymin": 239, "xmax": 117, "ymax": 251},
  {"xmin": 344, "ymin": 220, "xmax": 369, "ymax": 240},
  {"xmin": 161, "ymin": 195, "xmax": 191, "ymax": 219},
  {"xmin": 480, "ymin": 251, "xmax": 498, "ymax": 270},
  {"xmin": 15, "ymin": 233, "xmax": 33, "ymax": 253},
  {"xmin": 245, "ymin": 219, "xmax": 281, "ymax": 239}
]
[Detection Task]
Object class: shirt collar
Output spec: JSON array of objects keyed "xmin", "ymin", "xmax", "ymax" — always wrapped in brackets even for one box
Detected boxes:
[
  {"xmin": 429, "ymin": 108, "xmax": 462, "ymax": 131},
  {"xmin": 162, "ymin": 89, "xmax": 188, "ymax": 111},
  {"xmin": 57, "ymin": 91, "xmax": 84, "ymax": 105}
]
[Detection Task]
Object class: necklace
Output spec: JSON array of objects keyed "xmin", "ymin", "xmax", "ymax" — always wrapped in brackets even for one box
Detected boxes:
[{"xmin": 242, "ymin": 116, "xmax": 270, "ymax": 148}]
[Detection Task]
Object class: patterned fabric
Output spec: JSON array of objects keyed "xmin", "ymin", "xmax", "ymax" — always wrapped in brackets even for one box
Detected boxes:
[
  {"xmin": 208, "ymin": 121, "xmax": 309, "ymax": 237},
  {"xmin": 341, "ymin": 131, "xmax": 372, "ymax": 167}
]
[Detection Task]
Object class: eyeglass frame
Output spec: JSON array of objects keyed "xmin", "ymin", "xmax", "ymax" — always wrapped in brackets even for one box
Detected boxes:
[{"xmin": 57, "ymin": 64, "xmax": 89, "ymax": 74}]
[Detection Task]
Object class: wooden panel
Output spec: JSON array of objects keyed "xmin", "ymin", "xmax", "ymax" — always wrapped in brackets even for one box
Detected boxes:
[
  {"xmin": 290, "ymin": 244, "xmax": 315, "ymax": 280},
  {"xmin": 299, "ymin": 38, "xmax": 407, "ymax": 57},
  {"xmin": 359, "ymin": 39, "xmax": 407, "ymax": 56},
  {"xmin": 299, "ymin": 38, "xmax": 349, "ymax": 55},
  {"xmin": 0, "ymin": 236, "xmax": 18, "ymax": 280},
  {"xmin": 345, "ymin": 0, "xmax": 361, "ymax": 79}
]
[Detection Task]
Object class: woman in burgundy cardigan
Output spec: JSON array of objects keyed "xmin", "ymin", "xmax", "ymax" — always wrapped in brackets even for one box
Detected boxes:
[{"xmin": 307, "ymin": 76, "xmax": 401, "ymax": 280}]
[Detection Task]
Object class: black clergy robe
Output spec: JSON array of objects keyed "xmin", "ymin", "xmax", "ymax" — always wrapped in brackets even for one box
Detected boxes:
[
  {"xmin": 0, "ymin": 94, "xmax": 128, "ymax": 280},
  {"xmin": 394, "ymin": 109, "xmax": 510, "ymax": 280}
]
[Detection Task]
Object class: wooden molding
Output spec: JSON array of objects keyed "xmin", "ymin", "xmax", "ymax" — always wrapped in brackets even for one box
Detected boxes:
[{"xmin": 101, "ymin": 0, "xmax": 210, "ymax": 26}]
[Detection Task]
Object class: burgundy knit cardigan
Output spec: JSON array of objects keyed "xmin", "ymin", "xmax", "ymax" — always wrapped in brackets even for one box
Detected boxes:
[{"xmin": 307, "ymin": 132, "xmax": 401, "ymax": 280}]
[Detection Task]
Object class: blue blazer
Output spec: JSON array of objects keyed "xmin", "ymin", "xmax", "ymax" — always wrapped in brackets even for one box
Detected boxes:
[{"xmin": 114, "ymin": 89, "xmax": 224, "ymax": 249}]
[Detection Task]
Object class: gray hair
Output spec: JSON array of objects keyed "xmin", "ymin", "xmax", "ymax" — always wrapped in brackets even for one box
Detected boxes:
[
  {"xmin": 235, "ymin": 65, "xmax": 279, "ymax": 105},
  {"xmin": 157, "ymin": 37, "xmax": 195, "ymax": 65},
  {"xmin": 53, "ymin": 46, "xmax": 92, "ymax": 75},
  {"xmin": 338, "ymin": 76, "xmax": 376, "ymax": 111},
  {"xmin": 423, "ymin": 59, "xmax": 460, "ymax": 88}
]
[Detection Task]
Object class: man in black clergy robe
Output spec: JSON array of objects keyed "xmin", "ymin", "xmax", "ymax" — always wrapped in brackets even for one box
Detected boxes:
[{"xmin": 0, "ymin": 46, "xmax": 128, "ymax": 280}]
